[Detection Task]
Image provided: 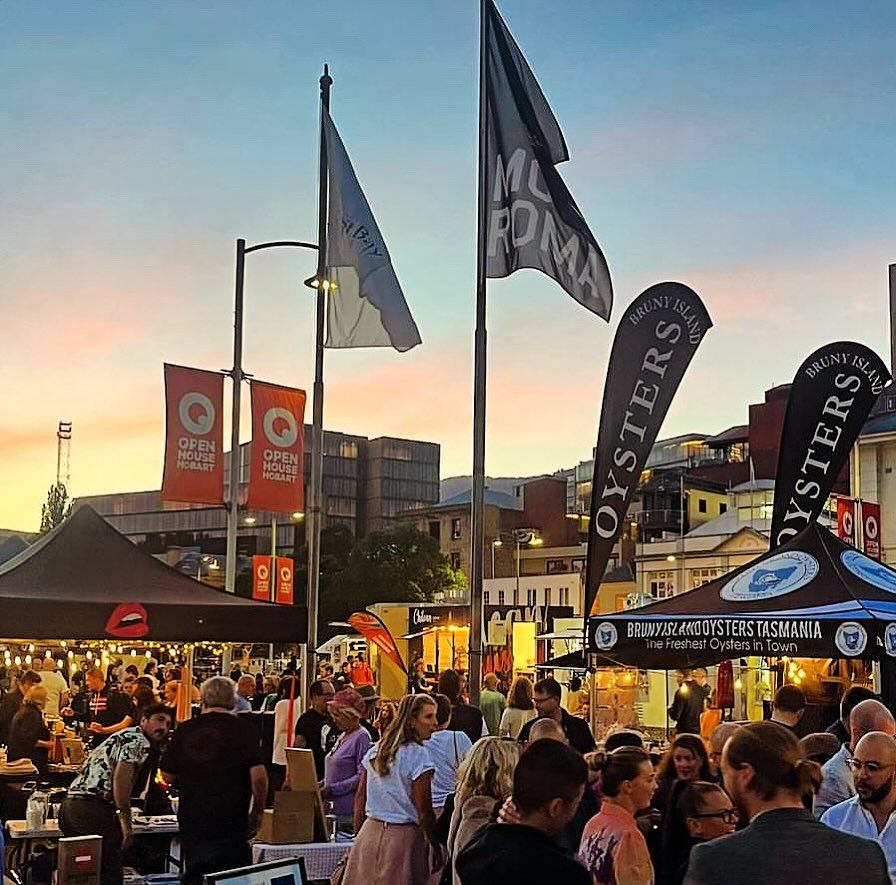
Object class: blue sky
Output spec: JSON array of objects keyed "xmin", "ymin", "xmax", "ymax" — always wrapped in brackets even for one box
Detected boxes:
[{"xmin": 3, "ymin": 1, "xmax": 896, "ymax": 529}]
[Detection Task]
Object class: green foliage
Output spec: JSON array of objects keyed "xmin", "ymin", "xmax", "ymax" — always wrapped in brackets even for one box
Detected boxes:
[
  {"xmin": 315, "ymin": 523, "xmax": 466, "ymax": 639},
  {"xmin": 39, "ymin": 483, "xmax": 72, "ymax": 535}
]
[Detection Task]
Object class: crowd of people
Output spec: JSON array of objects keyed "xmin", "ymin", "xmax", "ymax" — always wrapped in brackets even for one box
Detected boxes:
[
  {"xmin": 327, "ymin": 673, "xmax": 896, "ymax": 885},
  {"xmin": 5, "ymin": 653, "xmax": 896, "ymax": 885}
]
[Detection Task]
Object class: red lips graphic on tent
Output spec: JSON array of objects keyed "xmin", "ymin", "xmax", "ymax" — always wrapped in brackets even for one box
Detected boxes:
[{"xmin": 105, "ymin": 603, "xmax": 149, "ymax": 638}]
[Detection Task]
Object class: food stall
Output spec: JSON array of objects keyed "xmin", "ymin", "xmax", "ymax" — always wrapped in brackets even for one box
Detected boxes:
[{"xmin": 587, "ymin": 522, "xmax": 894, "ymax": 731}]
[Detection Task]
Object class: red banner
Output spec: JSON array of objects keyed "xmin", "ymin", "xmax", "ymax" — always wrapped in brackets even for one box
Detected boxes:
[
  {"xmin": 276, "ymin": 557, "xmax": 294, "ymax": 605},
  {"xmin": 837, "ymin": 498, "xmax": 856, "ymax": 546},
  {"xmin": 252, "ymin": 555, "xmax": 294, "ymax": 604},
  {"xmin": 863, "ymin": 501, "xmax": 882, "ymax": 560},
  {"xmin": 349, "ymin": 610, "xmax": 406, "ymax": 675},
  {"xmin": 247, "ymin": 382, "xmax": 306, "ymax": 514},
  {"xmin": 252, "ymin": 556, "xmax": 271, "ymax": 601},
  {"xmin": 161, "ymin": 364, "xmax": 224, "ymax": 504}
]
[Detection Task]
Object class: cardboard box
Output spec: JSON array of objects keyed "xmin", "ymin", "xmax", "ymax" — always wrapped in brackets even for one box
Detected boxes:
[
  {"xmin": 58, "ymin": 835, "xmax": 102, "ymax": 885},
  {"xmin": 256, "ymin": 792, "xmax": 316, "ymax": 844}
]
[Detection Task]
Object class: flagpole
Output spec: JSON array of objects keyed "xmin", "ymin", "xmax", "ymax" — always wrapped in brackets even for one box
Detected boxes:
[
  {"xmin": 469, "ymin": 0, "xmax": 488, "ymax": 706},
  {"xmin": 224, "ymin": 238, "xmax": 246, "ymax": 595},
  {"xmin": 303, "ymin": 64, "xmax": 332, "ymax": 707}
]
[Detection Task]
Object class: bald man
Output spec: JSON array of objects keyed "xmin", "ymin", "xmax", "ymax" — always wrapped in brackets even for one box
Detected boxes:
[
  {"xmin": 527, "ymin": 717, "xmax": 567, "ymax": 744},
  {"xmin": 816, "ymin": 699, "xmax": 896, "ymax": 817},
  {"xmin": 821, "ymin": 731, "xmax": 896, "ymax": 880}
]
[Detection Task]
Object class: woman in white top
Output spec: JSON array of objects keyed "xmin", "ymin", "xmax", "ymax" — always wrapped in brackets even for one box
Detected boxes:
[
  {"xmin": 426, "ymin": 694, "xmax": 473, "ymax": 813},
  {"xmin": 498, "ymin": 675, "xmax": 537, "ymax": 739},
  {"xmin": 344, "ymin": 693, "xmax": 441, "ymax": 885},
  {"xmin": 271, "ymin": 676, "xmax": 302, "ymax": 790}
]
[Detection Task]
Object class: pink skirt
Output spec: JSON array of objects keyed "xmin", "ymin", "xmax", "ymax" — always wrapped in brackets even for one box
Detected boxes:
[{"xmin": 342, "ymin": 818, "xmax": 440, "ymax": 885}]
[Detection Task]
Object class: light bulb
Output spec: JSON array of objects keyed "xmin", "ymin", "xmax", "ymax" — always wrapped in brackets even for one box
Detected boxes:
[
  {"xmin": 145, "ymin": 651, "xmax": 151, "ymax": 659},
  {"xmin": 24, "ymin": 655, "xmax": 31, "ymax": 665},
  {"xmin": 734, "ymin": 678, "xmax": 743, "ymax": 690},
  {"xmin": 129, "ymin": 649, "xmax": 136, "ymax": 657},
  {"xmin": 27, "ymin": 644, "xmax": 34, "ymax": 653},
  {"xmin": 67, "ymin": 650, "xmax": 74, "ymax": 659},
  {"xmin": 793, "ymin": 676, "xmax": 802, "ymax": 685},
  {"xmin": 45, "ymin": 650, "xmax": 52, "ymax": 658},
  {"xmin": 57, "ymin": 660, "xmax": 64, "ymax": 670},
  {"xmin": 797, "ymin": 669, "xmax": 806, "ymax": 679},
  {"xmin": 14, "ymin": 656, "xmax": 20, "ymax": 666},
  {"xmin": 86, "ymin": 651, "xmax": 93, "ymax": 661}
]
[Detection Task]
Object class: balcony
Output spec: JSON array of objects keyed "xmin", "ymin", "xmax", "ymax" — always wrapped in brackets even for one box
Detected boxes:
[{"xmin": 635, "ymin": 509, "xmax": 682, "ymax": 534}]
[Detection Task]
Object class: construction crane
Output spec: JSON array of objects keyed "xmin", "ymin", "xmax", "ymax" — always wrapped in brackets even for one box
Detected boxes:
[{"xmin": 57, "ymin": 421, "xmax": 72, "ymax": 488}]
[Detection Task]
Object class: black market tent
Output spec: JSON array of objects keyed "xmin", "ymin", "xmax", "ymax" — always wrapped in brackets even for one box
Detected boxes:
[
  {"xmin": 0, "ymin": 505, "xmax": 305, "ymax": 642},
  {"xmin": 587, "ymin": 522, "xmax": 896, "ymax": 669}
]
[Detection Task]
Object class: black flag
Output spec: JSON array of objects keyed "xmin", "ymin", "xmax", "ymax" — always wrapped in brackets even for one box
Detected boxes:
[
  {"xmin": 483, "ymin": 0, "xmax": 612, "ymax": 319},
  {"xmin": 584, "ymin": 283, "xmax": 712, "ymax": 625},
  {"xmin": 770, "ymin": 342, "xmax": 891, "ymax": 548}
]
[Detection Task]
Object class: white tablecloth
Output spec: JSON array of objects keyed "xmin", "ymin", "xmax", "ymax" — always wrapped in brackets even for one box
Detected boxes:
[{"xmin": 252, "ymin": 842, "xmax": 351, "ymax": 880}]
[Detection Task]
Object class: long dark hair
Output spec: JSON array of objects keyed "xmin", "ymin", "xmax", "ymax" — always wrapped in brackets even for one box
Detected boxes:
[{"xmin": 657, "ymin": 733, "xmax": 712, "ymax": 785}]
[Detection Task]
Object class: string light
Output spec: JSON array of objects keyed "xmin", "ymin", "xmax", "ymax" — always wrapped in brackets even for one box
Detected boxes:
[
  {"xmin": 67, "ymin": 650, "xmax": 74, "ymax": 659},
  {"xmin": 14, "ymin": 656, "xmax": 20, "ymax": 666},
  {"xmin": 24, "ymin": 655, "xmax": 31, "ymax": 665}
]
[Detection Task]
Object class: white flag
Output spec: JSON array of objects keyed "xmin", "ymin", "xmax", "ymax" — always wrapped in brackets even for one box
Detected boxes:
[{"xmin": 323, "ymin": 111, "xmax": 422, "ymax": 351}]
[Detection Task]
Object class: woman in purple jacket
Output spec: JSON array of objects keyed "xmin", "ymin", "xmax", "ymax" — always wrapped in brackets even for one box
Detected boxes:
[{"xmin": 322, "ymin": 689, "xmax": 372, "ymax": 833}]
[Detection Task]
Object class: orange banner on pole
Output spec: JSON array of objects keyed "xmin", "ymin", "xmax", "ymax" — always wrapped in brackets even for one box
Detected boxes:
[
  {"xmin": 161, "ymin": 364, "xmax": 224, "ymax": 505},
  {"xmin": 247, "ymin": 381, "xmax": 306, "ymax": 514},
  {"xmin": 252, "ymin": 555, "xmax": 294, "ymax": 604},
  {"xmin": 349, "ymin": 610, "xmax": 407, "ymax": 675}
]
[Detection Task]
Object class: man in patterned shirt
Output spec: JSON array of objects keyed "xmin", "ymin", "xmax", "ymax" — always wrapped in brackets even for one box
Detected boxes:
[{"xmin": 59, "ymin": 704, "xmax": 172, "ymax": 885}]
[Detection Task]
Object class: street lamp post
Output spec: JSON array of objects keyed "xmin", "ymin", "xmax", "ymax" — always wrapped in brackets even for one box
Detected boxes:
[{"xmin": 491, "ymin": 530, "xmax": 542, "ymax": 607}]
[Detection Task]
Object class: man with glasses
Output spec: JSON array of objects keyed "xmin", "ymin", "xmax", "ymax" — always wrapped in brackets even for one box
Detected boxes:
[
  {"xmin": 516, "ymin": 678, "xmax": 595, "ymax": 754},
  {"xmin": 821, "ymin": 731, "xmax": 896, "ymax": 881},
  {"xmin": 815, "ymin": 699, "xmax": 895, "ymax": 817}
]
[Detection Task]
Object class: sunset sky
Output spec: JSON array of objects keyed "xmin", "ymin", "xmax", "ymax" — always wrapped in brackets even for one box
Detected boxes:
[{"xmin": 3, "ymin": 1, "xmax": 896, "ymax": 531}]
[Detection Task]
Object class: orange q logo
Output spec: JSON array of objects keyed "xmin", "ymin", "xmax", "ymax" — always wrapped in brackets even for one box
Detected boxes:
[
  {"xmin": 263, "ymin": 407, "xmax": 298, "ymax": 448},
  {"xmin": 179, "ymin": 392, "xmax": 215, "ymax": 436}
]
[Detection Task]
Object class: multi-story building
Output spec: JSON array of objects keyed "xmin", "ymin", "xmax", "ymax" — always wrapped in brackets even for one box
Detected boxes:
[
  {"xmin": 78, "ymin": 428, "xmax": 439, "ymax": 558},
  {"xmin": 403, "ymin": 476, "xmax": 580, "ymax": 580}
]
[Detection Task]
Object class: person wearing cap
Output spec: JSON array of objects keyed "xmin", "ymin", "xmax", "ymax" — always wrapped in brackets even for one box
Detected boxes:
[{"xmin": 323, "ymin": 688, "xmax": 372, "ymax": 833}]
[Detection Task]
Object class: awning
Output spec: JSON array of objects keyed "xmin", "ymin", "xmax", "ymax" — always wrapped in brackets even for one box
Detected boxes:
[{"xmin": 587, "ymin": 522, "xmax": 896, "ymax": 668}]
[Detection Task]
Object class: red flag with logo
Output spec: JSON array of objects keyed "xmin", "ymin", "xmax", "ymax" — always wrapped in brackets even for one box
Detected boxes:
[
  {"xmin": 276, "ymin": 557, "xmax": 294, "ymax": 605},
  {"xmin": 252, "ymin": 556, "xmax": 272, "ymax": 601},
  {"xmin": 161, "ymin": 364, "xmax": 224, "ymax": 504},
  {"xmin": 247, "ymin": 381, "xmax": 306, "ymax": 514},
  {"xmin": 863, "ymin": 501, "xmax": 882, "ymax": 560},
  {"xmin": 836, "ymin": 498, "xmax": 856, "ymax": 546},
  {"xmin": 348, "ymin": 610, "xmax": 407, "ymax": 675}
]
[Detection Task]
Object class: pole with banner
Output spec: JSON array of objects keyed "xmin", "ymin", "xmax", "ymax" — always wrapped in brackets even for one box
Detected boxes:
[{"xmin": 470, "ymin": 0, "xmax": 614, "ymax": 700}]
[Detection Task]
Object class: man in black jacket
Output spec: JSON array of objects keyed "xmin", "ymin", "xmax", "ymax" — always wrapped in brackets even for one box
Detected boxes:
[
  {"xmin": 516, "ymin": 678, "xmax": 595, "ymax": 754},
  {"xmin": 456, "ymin": 739, "xmax": 590, "ymax": 885},
  {"xmin": 684, "ymin": 720, "xmax": 888, "ymax": 885}
]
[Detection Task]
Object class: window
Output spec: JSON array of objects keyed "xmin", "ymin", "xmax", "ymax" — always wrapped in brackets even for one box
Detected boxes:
[
  {"xmin": 449, "ymin": 552, "xmax": 461, "ymax": 571},
  {"xmin": 498, "ymin": 591, "xmax": 505, "ymax": 605},
  {"xmin": 484, "ymin": 591, "xmax": 490, "ymax": 605},
  {"xmin": 546, "ymin": 560, "xmax": 569, "ymax": 575},
  {"xmin": 527, "ymin": 588, "xmax": 537, "ymax": 606},
  {"xmin": 544, "ymin": 588, "xmax": 552, "ymax": 607},
  {"xmin": 649, "ymin": 571, "xmax": 676, "ymax": 599},
  {"xmin": 560, "ymin": 587, "xmax": 570, "ymax": 606},
  {"xmin": 451, "ymin": 518, "xmax": 462, "ymax": 540},
  {"xmin": 720, "ymin": 502, "xmax": 728, "ymax": 514},
  {"xmin": 690, "ymin": 567, "xmax": 723, "ymax": 588},
  {"xmin": 429, "ymin": 521, "xmax": 441, "ymax": 542},
  {"xmin": 698, "ymin": 498, "xmax": 707, "ymax": 513}
]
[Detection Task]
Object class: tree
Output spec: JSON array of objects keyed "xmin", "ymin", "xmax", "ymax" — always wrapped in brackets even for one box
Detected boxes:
[
  {"xmin": 39, "ymin": 483, "xmax": 72, "ymax": 534},
  {"xmin": 318, "ymin": 523, "xmax": 466, "ymax": 639}
]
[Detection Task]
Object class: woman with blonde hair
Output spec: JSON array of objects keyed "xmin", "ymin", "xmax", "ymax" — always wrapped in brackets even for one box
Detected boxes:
[
  {"xmin": 446, "ymin": 736, "xmax": 521, "ymax": 884},
  {"xmin": 498, "ymin": 675, "xmax": 536, "ymax": 739},
  {"xmin": 8, "ymin": 685, "xmax": 53, "ymax": 775},
  {"xmin": 344, "ymin": 694, "xmax": 441, "ymax": 885}
]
